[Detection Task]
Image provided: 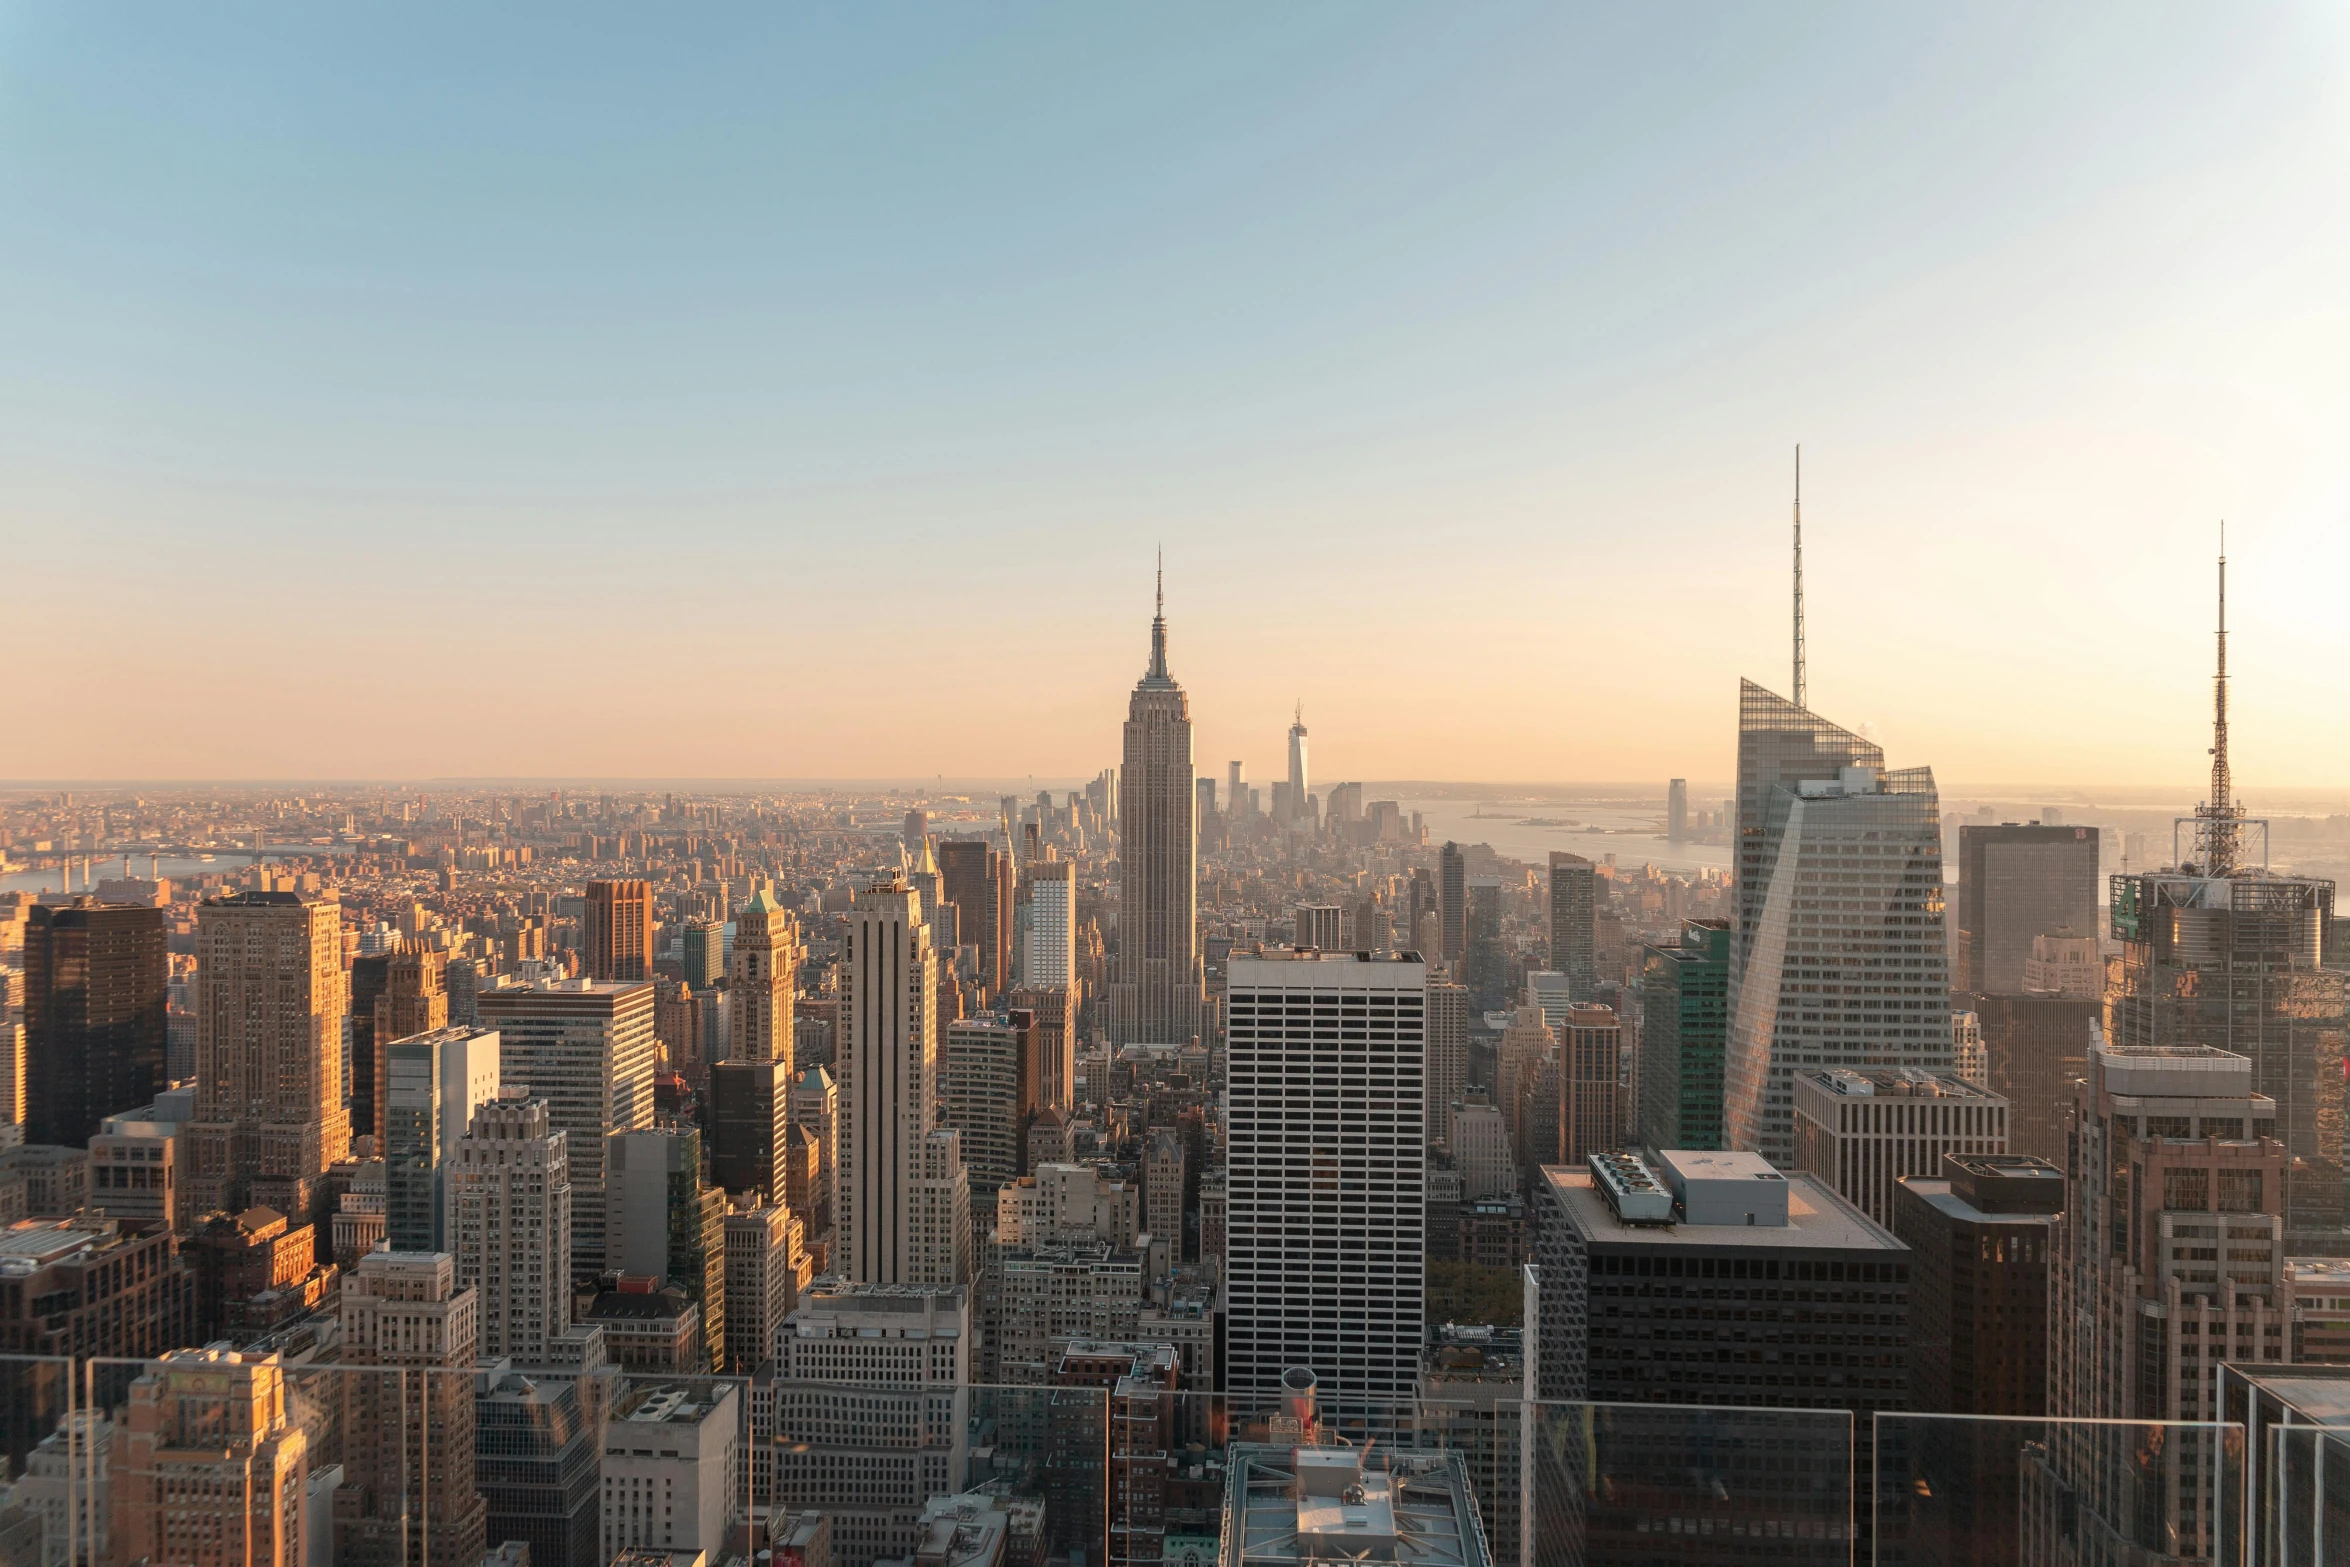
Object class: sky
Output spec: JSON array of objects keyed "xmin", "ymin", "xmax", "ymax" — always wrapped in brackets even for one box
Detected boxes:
[{"xmin": 5, "ymin": 6, "xmax": 2349, "ymax": 794}]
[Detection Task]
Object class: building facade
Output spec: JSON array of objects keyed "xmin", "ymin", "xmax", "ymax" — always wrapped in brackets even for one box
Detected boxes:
[
  {"xmin": 1224, "ymin": 951, "xmax": 1426, "ymax": 1402},
  {"xmin": 1546, "ymin": 853, "xmax": 1597, "ymax": 1000},
  {"xmin": 584, "ymin": 879, "xmax": 654, "ymax": 983},
  {"xmin": 1791, "ymin": 1067, "xmax": 2009, "ymax": 1229},
  {"xmin": 1113, "ymin": 576, "xmax": 1209, "ymax": 1045},
  {"xmin": 1725, "ymin": 686, "xmax": 1950, "ymax": 1167},
  {"xmin": 184, "ymin": 892, "xmax": 351, "ymax": 1227},
  {"xmin": 449, "ymin": 1097, "xmax": 572, "ymax": 1363},
  {"xmin": 478, "ymin": 978, "xmax": 657, "ymax": 1283},
  {"xmin": 23, "ymin": 899, "xmax": 167, "ymax": 1150},
  {"xmin": 1634, "ymin": 918, "xmax": 1730, "ymax": 1151}
]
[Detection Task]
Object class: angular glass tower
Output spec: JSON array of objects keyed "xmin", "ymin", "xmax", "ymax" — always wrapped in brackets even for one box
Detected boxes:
[{"xmin": 1725, "ymin": 681, "xmax": 1951, "ymax": 1166}]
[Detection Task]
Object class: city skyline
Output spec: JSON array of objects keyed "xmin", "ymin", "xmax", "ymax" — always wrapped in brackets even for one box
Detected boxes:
[{"xmin": 7, "ymin": 9, "xmax": 2350, "ymax": 784}]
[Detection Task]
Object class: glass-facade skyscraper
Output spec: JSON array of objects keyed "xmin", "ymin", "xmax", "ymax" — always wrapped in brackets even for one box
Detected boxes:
[
  {"xmin": 1725, "ymin": 681, "xmax": 1951, "ymax": 1167},
  {"xmin": 1635, "ymin": 917, "xmax": 1730, "ymax": 1151}
]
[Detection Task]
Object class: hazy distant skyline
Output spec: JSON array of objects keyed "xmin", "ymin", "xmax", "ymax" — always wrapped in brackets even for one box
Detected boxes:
[{"xmin": 8, "ymin": 7, "xmax": 2349, "ymax": 787}]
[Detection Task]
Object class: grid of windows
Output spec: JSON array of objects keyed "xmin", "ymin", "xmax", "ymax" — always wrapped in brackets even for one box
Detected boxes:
[{"xmin": 1224, "ymin": 955, "xmax": 1426, "ymax": 1402}]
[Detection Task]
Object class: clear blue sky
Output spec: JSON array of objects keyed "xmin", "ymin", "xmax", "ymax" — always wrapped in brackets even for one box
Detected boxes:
[{"xmin": 7, "ymin": 6, "xmax": 2348, "ymax": 791}]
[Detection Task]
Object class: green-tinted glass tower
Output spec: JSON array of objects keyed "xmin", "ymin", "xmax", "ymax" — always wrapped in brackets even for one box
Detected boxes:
[{"xmin": 1635, "ymin": 918, "xmax": 1731, "ymax": 1151}]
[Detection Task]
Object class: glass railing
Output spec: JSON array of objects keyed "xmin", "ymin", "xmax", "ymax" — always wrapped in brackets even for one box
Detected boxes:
[
  {"xmin": 2262, "ymin": 1423, "xmax": 2350, "ymax": 1567},
  {"xmin": 1874, "ymin": 1412, "xmax": 2245, "ymax": 1567},
  {"xmin": 5, "ymin": 1353, "xmax": 2295, "ymax": 1567}
]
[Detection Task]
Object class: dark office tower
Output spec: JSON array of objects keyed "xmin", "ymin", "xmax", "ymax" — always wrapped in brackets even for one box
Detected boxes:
[
  {"xmin": 1955, "ymin": 822, "xmax": 2099, "ymax": 993},
  {"xmin": 585, "ymin": 879, "xmax": 654, "ymax": 982},
  {"xmin": 348, "ymin": 951, "xmax": 393, "ymax": 1138},
  {"xmin": 1895, "ymin": 1153, "xmax": 2061, "ymax": 1414},
  {"xmin": 1634, "ymin": 918, "xmax": 1730, "ymax": 1151},
  {"xmin": 1891, "ymin": 1154, "xmax": 2063, "ymax": 1567},
  {"xmin": 1725, "ymin": 680, "xmax": 1948, "ymax": 1168},
  {"xmin": 371, "ymin": 942, "xmax": 448, "ymax": 1140},
  {"xmin": 709, "ymin": 1056, "xmax": 791, "ymax": 1202},
  {"xmin": 1968, "ymin": 991, "xmax": 2099, "ymax": 1164},
  {"xmin": 1533, "ymin": 1149, "xmax": 1910, "ymax": 1412},
  {"xmin": 2106, "ymin": 551, "xmax": 2346, "ymax": 1245},
  {"xmin": 1112, "ymin": 562, "xmax": 1209, "ymax": 1045},
  {"xmin": 1667, "ymin": 779, "xmax": 1689, "ymax": 843},
  {"xmin": 940, "ymin": 840, "xmax": 1013, "ymax": 996},
  {"xmin": 1438, "ymin": 842, "xmax": 1467, "ymax": 963},
  {"xmin": 1462, "ymin": 878, "xmax": 1506, "ymax": 1011},
  {"xmin": 477, "ymin": 1369, "xmax": 600, "ymax": 1567},
  {"xmin": 23, "ymin": 899, "xmax": 167, "ymax": 1148},
  {"xmin": 902, "ymin": 806, "xmax": 929, "ymax": 846},
  {"xmin": 1546, "ymin": 852, "xmax": 1597, "ymax": 999},
  {"xmin": 681, "ymin": 917, "xmax": 724, "ymax": 988}
]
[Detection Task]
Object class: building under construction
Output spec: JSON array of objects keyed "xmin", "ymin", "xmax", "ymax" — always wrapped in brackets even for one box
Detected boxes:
[{"xmin": 2105, "ymin": 545, "xmax": 2347, "ymax": 1250}]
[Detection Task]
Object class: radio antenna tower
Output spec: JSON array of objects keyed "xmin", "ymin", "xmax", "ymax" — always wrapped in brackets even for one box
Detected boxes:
[
  {"xmin": 1792, "ymin": 444, "xmax": 1807, "ymax": 710},
  {"xmin": 2196, "ymin": 524, "xmax": 2242, "ymax": 875}
]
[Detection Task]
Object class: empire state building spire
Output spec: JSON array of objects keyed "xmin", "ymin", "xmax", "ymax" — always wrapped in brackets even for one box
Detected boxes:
[{"xmin": 1148, "ymin": 547, "xmax": 1170, "ymax": 681}]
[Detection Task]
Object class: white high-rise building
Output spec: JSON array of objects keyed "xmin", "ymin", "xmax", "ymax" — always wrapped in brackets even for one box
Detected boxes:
[
  {"xmin": 1225, "ymin": 950, "xmax": 1426, "ymax": 1401},
  {"xmin": 479, "ymin": 978, "xmax": 658, "ymax": 1283},
  {"xmin": 760, "ymin": 1285, "xmax": 970, "ymax": 1566},
  {"xmin": 1019, "ymin": 859, "xmax": 1075, "ymax": 989},
  {"xmin": 837, "ymin": 880, "xmax": 970, "ymax": 1286},
  {"xmin": 599, "ymin": 1383, "xmax": 739, "ymax": 1565},
  {"xmin": 449, "ymin": 1097, "xmax": 571, "ymax": 1363},
  {"xmin": 1726, "ymin": 683, "xmax": 1951, "ymax": 1167}
]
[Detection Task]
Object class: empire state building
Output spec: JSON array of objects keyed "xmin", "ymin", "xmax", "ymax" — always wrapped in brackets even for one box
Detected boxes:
[{"xmin": 1113, "ymin": 566, "xmax": 1210, "ymax": 1044}]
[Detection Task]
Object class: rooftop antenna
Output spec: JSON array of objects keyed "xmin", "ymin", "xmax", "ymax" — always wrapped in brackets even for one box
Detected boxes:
[
  {"xmin": 1792, "ymin": 444, "xmax": 1807, "ymax": 711},
  {"xmin": 2196, "ymin": 523, "xmax": 2242, "ymax": 876},
  {"xmin": 1147, "ymin": 547, "xmax": 1169, "ymax": 680}
]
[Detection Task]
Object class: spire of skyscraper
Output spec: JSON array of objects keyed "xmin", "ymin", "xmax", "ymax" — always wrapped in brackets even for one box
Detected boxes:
[
  {"xmin": 2196, "ymin": 526, "xmax": 2242, "ymax": 875},
  {"xmin": 1148, "ymin": 549, "xmax": 1170, "ymax": 682},
  {"xmin": 1792, "ymin": 443, "xmax": 1807, "ymax": 712}
]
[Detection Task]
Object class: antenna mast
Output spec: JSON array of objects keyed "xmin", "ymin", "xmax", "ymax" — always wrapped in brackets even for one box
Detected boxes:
[
  {"xmin": 1792, "ymin": 444, "xmax": 1807, "ymax": 710},
  {"xmin": 2198, "ymin": 524, "xmax": 2240, "ymax": 875}
]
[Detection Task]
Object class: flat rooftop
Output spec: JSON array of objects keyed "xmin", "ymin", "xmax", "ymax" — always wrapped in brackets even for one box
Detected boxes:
[
  {"xmin": 1800, "ymin": 1067, "xmax": 1997, "ymax": 1101},
  {"xmin": 1544, "ymin": 1168, "xmax": 1905, "ymax": 1253}
]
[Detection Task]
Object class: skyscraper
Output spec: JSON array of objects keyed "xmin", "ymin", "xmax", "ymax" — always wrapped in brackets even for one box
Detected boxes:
[
  {"xmin": 1462, "ymin": 878, "xmax": 1506, "ymax": 1011},
  {"xmin": 1019, "ymin": 857, "xmax": 1075, "ymax": 989},
  {"xmin": 1956, "ymin": 822, "xmax": 2099, "ymax": 994},
  {"xmin": 336, "ymin": 1251, "xmax": 489, "ymax": 1567},
  {"xmin": 1546, "ymin": 852, "xmax": 1597, "ymax": 999},
  {"xmin": 1286, "ymin": 702, "xmax": 1310, "ymax": 823},
  {"xmin": 1559, "ymin": 1003, "xmax": 1624, "ymax": 1163},
  {"xmin": 371, "ymin": 942, "xmax": 450, "ymax": 1142},
  {"xmin": 610, "ymin": 1126, "xmax": 727, "ymax": 1370},
  {"xmin": 2104, "ymin": 550, "xmax": 2345, "ymax": 1242},
  {"xmin": 1438, "ymin": 842, "xmax": 1467, "ymax": 963},
  {"xmin": 450, "ymin": 1097, "xmax": 571, "ymax": 1363},
  {"xmin": 940, "ymin": 1013, "xmax": 1025, "ymax": 1203},
  {"xmin": 940, "ymin": 840, "xmax": 1014, "ymax": 996},
  {"xmin": 1424, "ymin": 980, "xmax": 1470, "ymax": 1150},
  {"xmin": 185, "ymin": 891, "xmax": 351, "ymax": 1228},
  {"xmin": 23, "ymin": 898, "xmax": 167, "ymax": 1149},
  {"xmin": 585, "ymin": 879, "xmax": 654, "ymax": 982},
  {"xmin": 1724, "ymin": 682, "xmax": 1949, "ymax": 1168},
  {"xmin": 837, "ymin": 879, "xmax": 970, "ymax": 1285},
  {"xmin": 478, "ymin": 978, "xmax": 658, "ymax": 1282},
  {"xmin": 1225, "ymin": 950, "xmax": 1426, "ymax": 1402},
  {"xmin": 681, "ymin": 916, "xmax": 725, "ymax": 987},
  {"xmin": 110, "ymin": 1349, "xmax": 310, "ymax": 1567},
  {"xmin": 383, "ymin": 1024, "xmax": 501, "ymax": 1253},
  {"xmin": 711, "ymin": 886, "xmax": 803, "ymax": 1202},
  {"xmin": 1633, "ymin": 918, "xmax": 1730, "ymax": 1151},
  {"xmin": 1113, "ymin": 564, "xmax": 1208, "ymax": 1045},
  {"xmin": 1667, "ymin": 778, "xmax": 1689, "ymax": 842},
  {"xmin": 2031, "ymin": 1040, "xmax": 2283, "ymax": 1564},
  {"xmin": 349, "ymin": 949, "xmax": 393, "ymax": 1140}
]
